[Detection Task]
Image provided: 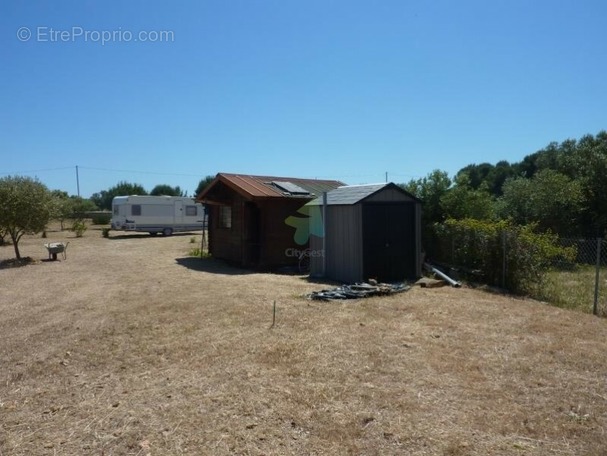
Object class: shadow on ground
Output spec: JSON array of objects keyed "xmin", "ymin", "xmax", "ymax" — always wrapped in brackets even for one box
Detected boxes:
[
  {"xmin": 299, "ymin": 275, "xmax": 341, "ymax": 286},
  {"xmin": 0, "ymin": 257, "xmax": 37, "ymax": 269},
  {"xmin": 175, "ymin": 257, "xmax": 256, "ymax": 275}
]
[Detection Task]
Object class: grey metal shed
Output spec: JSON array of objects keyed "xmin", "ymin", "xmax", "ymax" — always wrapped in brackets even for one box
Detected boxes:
[{"xmin": 307, "ymin": 183, "xmax": 422, "ymax": 283}]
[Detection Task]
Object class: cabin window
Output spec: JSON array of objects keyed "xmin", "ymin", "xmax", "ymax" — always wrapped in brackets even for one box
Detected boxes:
[
  {"xmin": 185, "ymin": 205, "xmax": 197, "ymax": 216},
  {"xmin": 219, "ymin": 205, "xmax": 232, "ymax": 228},
  {"xmin": 131, "ymin": 205, "xmax": 142, "ymax": 216}
]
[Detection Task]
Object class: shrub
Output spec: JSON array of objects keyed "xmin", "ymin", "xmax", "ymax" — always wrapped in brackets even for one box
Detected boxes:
[
  {"xmin": 72, "ymin": 219, "xmax": 87, "ymax": 238},
  {"xmin": 433, "ymin": 219, "xmax": 576, "ymax": 294},
  {"xmin": 102, "ymin": 228, "xmax": 111, "ymax": 238},
  {"xmin": 91, "ymin": 212, "xmax": 112, "ymax": 225}
]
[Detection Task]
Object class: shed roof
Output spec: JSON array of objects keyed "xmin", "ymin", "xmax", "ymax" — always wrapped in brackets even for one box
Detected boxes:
[
  {"xmin": 307, "ymin": 182, "xmax": 421, "ymax": 206},
  {"xmin": 197, "ymin": 173, "xmax": 344, "ymax": 202}
]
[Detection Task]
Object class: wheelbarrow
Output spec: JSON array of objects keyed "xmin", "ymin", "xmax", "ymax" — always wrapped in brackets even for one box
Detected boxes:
[{"xmin": 44, "ymin": 242, "xmax": 69, "ymax": 261}]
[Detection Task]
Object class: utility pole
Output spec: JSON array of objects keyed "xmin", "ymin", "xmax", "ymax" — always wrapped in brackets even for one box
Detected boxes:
[
  {"xmin": 76, "ymin": 165, "xmax": 80, "ymax": 197},
  {"xmin": 385, "ymin": 171, "xmax": 388, "ymax": 183}
]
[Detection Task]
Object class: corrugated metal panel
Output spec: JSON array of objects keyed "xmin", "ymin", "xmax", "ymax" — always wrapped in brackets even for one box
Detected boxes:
[
  {"xmin": 324, "ymin": 206, "xmax": 363, "ymax": 283},
  {"xmin": 364, "ymin": 186, "xmax": 418, "ymax": 203},
  {"xmin": 310, "ymin": 205, "xmax": 363, "ymax": 281},
  {"xmin": 307, "ymin": 182, "xmax": 421, "ymax": 206},
  {"xmin": 199, "ymin": 173, "xmax": 344, "ymax": 201},
  {"xmin": 307, "ymin": 184, "xmax": 384, "ymax": 205}
]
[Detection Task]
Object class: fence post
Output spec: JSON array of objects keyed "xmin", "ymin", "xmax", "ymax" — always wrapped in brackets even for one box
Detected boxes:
[{"xmin": 593, "ymin": 237, "xmax": 601, "ymax": 316}]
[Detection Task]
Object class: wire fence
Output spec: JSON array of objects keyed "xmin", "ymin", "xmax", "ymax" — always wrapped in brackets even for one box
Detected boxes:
[
  {"xmin": 543, "ymin": 238, "xmax": 607, "ymax": 316},
  {"xmin": 431, "ymin": 232, "xmax": 607, "ymax": 316}
]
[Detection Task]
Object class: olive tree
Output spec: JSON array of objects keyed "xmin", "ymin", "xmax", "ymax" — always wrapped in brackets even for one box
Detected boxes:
[
  {"xmin": 195, "ymin": 175, "xmax": 216, "ymax": 199},
  {"xmin": 0, "ymin": 176, "xmax": 53, "ymax": 259},
  {"xmin": 150, "ymin": 184, "xmax": 184, "ymax": 196},
  {"xmin": 90, "ymin": 181, "xmax": 147, "ymax": 210}
]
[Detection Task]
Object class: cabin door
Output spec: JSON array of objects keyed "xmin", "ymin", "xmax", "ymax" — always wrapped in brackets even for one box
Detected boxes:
[{"xmin": 244, "ymin": 202, "xmax": 261, "ymax": 266}]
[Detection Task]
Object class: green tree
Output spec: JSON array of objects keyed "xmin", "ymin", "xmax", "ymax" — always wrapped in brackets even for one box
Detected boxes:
[
  {"xmin": 0, "ymin": 176, "xmax": 53, "ymax": 259},
  {"xmin": 456, "ymin": 163, "xmax": 493, "ymax": 189},
  {"xmin": 51, "ymin": 190, "xmax": 72, "ymax": 230},
  {"xmin": 51, "ymin": 193, "xmax": 99, "ymax": 230},
  {"xmin": 452, "ymin": 130, "xmax": 607, "ymax": 236},
  {"xmin": 401, "ymin": 170, "xmax": 452, "ymax": 257},
  {"xmin": 440, "ymin": 175, "xmax": 495, "ymax": 220},
  {"xmin": 456, "ymin": 161, "xmax": 515, "ymax": 196},
  {"xmin": 401, "ymin": 169, "xmax": 451, "ymax": 228},
  {"xmin": 91, "ymin": 181, "xmax": 147, "ymax": 210},
  {"xmin": 70, "ymin": 196, "xmax": 98, "ymax": 214},
  {"xmin": 498, "ymin": 169, "xmax": 584, "ymax": 235},
  {"xmin": 195, "ymin": 175, "xmax": 216, "ymax": 199},
  {"xmin": 558, "ymin": 131, "xmax": 607, "ymax": 235},
  {"xmin": 150, "ymin": 184, "xmax": 184, "ymax": 196}
]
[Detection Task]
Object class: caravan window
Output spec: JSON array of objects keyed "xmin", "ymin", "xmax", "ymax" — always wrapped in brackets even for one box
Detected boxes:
[
  {"xmin": 219, "ymin": 205, "xmax": 232, "ymax": 228},
  {"xmin": 132, "ymin": 205, "xmax": 142, "ymax": 216},
  {"xmin": 185, "ymin": 205, "xmax": 197, "ymax": 216},
  {"xmin": 113, "ymin": 206, "xmax": 119, "ymax": 215}
]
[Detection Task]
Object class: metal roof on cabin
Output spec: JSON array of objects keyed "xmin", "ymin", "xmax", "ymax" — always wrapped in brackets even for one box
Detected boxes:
[
  {"xmin": 199, "ymin": 173, "xmax": 344, "ymax": 200},
  {"xmin": 307, "ymin": 183, "xmax": 403, "ymax": 205},
  {"xmin": 307, "ymin": 183, "xmax": 387, "ymax": 205}
]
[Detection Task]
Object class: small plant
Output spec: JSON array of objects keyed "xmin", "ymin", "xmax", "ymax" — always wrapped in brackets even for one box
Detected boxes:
[
  {"xmin": 72, "ymin": 219, "xmax": 87, "ymax": 238},
  {"xmin": 102, "ymin": 228, "xmax": 111, "ymax": 238},
  {"xmin": 41, "ymin": 230, "xmax": 47, "ymax": 238},
  {"xmin": 189, "ymin": 247, "xmax": 211, "ymax": 259},
  {"xmin": 190, "ymin": 236, "xmax": 197, "ymax": 244}
]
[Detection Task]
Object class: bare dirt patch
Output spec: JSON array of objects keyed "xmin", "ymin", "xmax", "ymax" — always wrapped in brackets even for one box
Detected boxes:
[{"xmin": 2, "ymin": 226, "xmax": 607, "ymax": 455}]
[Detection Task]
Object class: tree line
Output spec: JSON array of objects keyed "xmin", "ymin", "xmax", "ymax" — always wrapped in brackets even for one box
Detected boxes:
[
  {"xmin": 0, "ymin": 175, "xmax": 216, "ymax": 259},
  {"xmin": 90, "ymin": 177, "xmax": 215, "ymax": 210},
  {"xmin": 401, "ymin": 130, "xmax": 607, "ymax": 239}
]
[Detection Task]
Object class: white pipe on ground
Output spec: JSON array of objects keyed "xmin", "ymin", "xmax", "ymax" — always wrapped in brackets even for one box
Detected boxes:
[{"xmin": 424, "ymin": 262, "xmax": 461, "ymax": 288}]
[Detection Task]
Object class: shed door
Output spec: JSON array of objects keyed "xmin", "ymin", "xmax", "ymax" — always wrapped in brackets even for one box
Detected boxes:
[{"xmin": 362, "ymin": 203, "xmax": 416, "ymax": 282}]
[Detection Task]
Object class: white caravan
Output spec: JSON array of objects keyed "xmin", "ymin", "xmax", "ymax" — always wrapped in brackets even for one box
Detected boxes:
[{"xmin": 111, "ymin": 195, "xmax": 205, "ymax": 236}]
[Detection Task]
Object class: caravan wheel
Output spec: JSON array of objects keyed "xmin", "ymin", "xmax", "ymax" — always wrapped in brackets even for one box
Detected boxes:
[{"xmin": 162, "ymin": 228, "xmax": 173, "ymax": 236}]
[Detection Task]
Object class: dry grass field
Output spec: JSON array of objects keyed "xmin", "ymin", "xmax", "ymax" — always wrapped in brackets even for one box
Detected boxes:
[{"xmin": 2, "ymin": 225, "xmax": 607, "ymax": 455}]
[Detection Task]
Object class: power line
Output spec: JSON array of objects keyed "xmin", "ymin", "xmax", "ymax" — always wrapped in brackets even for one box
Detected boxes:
[
  {"xmin": 0, "ymin": 166, "xmax": 74, "ymax": 175},
  {"xmin": 1, "ymin": 166, "xmax": 204, "ymax": 178},
  {"xmin": 78, "ymin": 166, "xmax": 203, "ymax": 177}
]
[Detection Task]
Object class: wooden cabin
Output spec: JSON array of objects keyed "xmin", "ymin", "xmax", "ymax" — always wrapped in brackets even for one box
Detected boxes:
[{"xmin": 197, "ymin": 173, "xmax": 344, "ymax": 268}]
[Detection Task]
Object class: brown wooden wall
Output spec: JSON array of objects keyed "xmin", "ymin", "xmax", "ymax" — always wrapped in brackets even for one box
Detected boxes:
[
  {"xmin": 208, "ymin": 192, "xmax": 246, "ymax": 265},
  {"xmin": 208, "ymin": 190, "xmax": 311, "ymax": 268},
  {"xmin": 258, "ymin": 199, "xmax": 309, "ymax": 267}
]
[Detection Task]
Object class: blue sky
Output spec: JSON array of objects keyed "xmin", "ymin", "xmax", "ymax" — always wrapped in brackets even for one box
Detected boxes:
[{"xmin": 2, "ymin": 0, "xmax": 606, "ymax": 198}]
